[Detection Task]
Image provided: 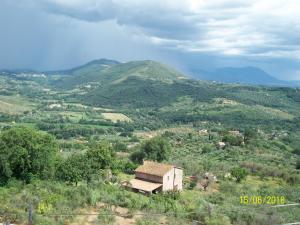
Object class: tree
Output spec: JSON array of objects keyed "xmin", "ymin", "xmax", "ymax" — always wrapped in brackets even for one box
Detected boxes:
[
  {"xmin": 231, "ymin": 167, "xmax": 248, "ymax": 183},
  {"xmin": 56, "ymin": 154, "xmax": 86, "ymax": 186},
  {"xmin": 244, "ymin": 128, "xmax": 257, "ymax": 144},
  {"xmin": 141, "ymin": 137, "xmax": 171, "ymax": 162},
  {"xmin": 0, "ymin": 127, "xmax": 59, "ymax": 184},
  {"xmin": 57, "ymin": 141, "xmax": 116, "ymax": 185},
  {"xmin": 130, "ymin": 137, "xmax": 171, "ymax": 163},
  {"xmin": 85, "ymin": 141, "xmax": 116, "ymax": 172},
  {"xmin": 130, "ymin": 150, "xmax": 146, "ymax": 164},
  {"xmin": 113, "ymin": 141, "xmax": 127, "ymax": 152},
  {"xmin": 222, "ymin": 134, "xmax": 243, "ymax": 146}
]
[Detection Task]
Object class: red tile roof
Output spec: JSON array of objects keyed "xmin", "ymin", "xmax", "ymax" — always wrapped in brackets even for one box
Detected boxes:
[{"xmin": 135, "ymin": 161, "xmax": 175, "ymax": 177}]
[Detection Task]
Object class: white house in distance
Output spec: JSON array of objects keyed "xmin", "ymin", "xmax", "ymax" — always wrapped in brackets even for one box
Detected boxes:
[{"xmin": 123, "ymin": 161, "xmax": 183, "ymax": 194}]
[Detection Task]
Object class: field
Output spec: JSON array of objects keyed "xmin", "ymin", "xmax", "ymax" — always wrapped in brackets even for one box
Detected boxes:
[{"xmin": 0, "ymin": 95, "xmax": 34, "ymax": 114}]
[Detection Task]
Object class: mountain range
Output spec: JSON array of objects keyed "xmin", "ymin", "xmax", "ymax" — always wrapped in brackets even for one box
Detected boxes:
[
  {"xmin": 190, "ymin": 66, "xmax": 299, "ymax": 87},
  {"xmin": 1, "ymin": 58, "xmax": 300, "ymax": 112},
  {"xmin": 2, "ymin": 59, "xmax": 299, "ymax": 87}
]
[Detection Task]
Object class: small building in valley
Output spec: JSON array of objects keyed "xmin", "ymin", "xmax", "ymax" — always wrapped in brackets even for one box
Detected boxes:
[{"xmin": 123, "ymin": 161, "xmax": 183, "ymax": 194}]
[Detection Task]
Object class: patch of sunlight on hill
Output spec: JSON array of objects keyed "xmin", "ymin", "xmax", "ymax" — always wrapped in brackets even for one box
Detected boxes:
[
  {"xmin": 0, "ymin": 95, "xmax": 35, "ymax": 114},
  {"xmin": 101, "ymin": 112, "xmax": 132, "ymax": 123},
  {"xmin": 134, "ymin": 126, "xmax": 194, "ymax": 140}
]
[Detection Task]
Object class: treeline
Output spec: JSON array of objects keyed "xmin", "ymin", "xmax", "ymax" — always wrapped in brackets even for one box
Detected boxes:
[{"xmin": 36, "ymin": 120, "xmax": 135, "ymax": 139}]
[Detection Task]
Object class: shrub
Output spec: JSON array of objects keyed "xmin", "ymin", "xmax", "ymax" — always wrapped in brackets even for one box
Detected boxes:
[
  {"xmin": 222, "ymin": 134, "xmax": 243, "ymax": 146},
  {"xmin": 230, "ymin": 167, "xmax": 248, "ymax": 183}
]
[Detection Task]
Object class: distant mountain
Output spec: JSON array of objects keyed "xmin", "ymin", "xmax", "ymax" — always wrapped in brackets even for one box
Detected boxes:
[
  {"xmin": 46, "ymin": 58, "xmax": 120, "ymax": 75},
  {"xmin": 50, "ymin": 59, "xmax": 223, "ymax": 107},
  {"xmin": 191, "ymin": 66, "xmax": 297, "ymax": 86},
  {"xmin": 0, "ymin": 69, "xmax": 40, "ymax": 74},
  {"xmin": 2, "ymin": 58, "xmax": 300, "ymax": 109},
  {"xmin": 54, "ymin": 59, "xmax": 187, "ymax": 89}
]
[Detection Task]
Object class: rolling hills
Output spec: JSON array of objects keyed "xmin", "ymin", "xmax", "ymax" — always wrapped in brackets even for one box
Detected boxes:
[
  {"xmin": 1, "ymin": 58, "xmax": 300, "ymax": 128},
  {"xmin": 0, "ymin": 59, "xmax": 299, "ymax": 225}
]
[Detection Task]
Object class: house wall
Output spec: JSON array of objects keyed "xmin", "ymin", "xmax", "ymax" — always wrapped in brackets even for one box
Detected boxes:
[
  {"xmin": 135, "ymin": 172, "xmax": 163, "ymax": 183},
  {"xmin": 162, "ymin": 168, "xmax": 183, "ymax": 191},
  {"xmin": 174, "ymin": 168, "xmax": 183, "ymax": 191},
  {"xmin": 162, "ymin": 169, "xmax": 174, "ymax": 191}
]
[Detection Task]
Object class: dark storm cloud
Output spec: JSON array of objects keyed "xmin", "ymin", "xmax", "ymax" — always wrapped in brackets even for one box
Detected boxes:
[
  {"xmin": 0, "ymin": 0, "xmax": 169, "ymax": 70},
  {"xmin": 0, "ymin": 0, "xmax": 300, "ymax": 80}
]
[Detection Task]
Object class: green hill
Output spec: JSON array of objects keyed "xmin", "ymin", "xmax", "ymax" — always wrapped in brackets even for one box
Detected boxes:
[
  {"xmin": 54, "ymin": 60, "xmax": 186, "ymax": 89},
  {"xmin": 83, "ymin": 76, "xmax": 219, "ymax": 107},
  {"xmin": 49, "ymin": 59, "xmax": 300, "ymax": 123}
]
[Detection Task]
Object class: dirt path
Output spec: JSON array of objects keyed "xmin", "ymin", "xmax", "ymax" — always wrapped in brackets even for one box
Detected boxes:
[
  {"xmin": 70, "ymin": 208, "xmax": 98, "ymax": 225},
  {"xmin": 70, "ymin": 203, "xmax": 167, "ymax": 225}
]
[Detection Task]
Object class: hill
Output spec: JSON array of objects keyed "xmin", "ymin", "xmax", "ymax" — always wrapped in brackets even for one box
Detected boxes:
[
  {"xmin": 53, "ymin": 60, "xmax": 186, "ymax": 89},
  {"xmin": 47, "ymin": 58, "xmax": 120, "ymax": 76}
]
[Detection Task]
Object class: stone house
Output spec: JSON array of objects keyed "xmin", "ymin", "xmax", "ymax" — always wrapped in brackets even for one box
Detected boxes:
[{"xmin": 123, "ymin": 161, "xmax": 183, "ymax": 194}]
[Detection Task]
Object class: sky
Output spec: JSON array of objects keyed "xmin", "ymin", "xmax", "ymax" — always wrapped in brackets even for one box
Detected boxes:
[{"xmin": 0, "ymin": 0, "xmax": 300, "ymax": 80}]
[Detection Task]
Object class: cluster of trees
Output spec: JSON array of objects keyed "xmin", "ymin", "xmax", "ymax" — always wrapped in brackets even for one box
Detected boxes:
[
  {"xmin": 37, "ymin": 118, "xmax": 136, "ymax": 139},
  {"xmin": 221, "ymin": 128, "xmax": 257, "ymax": 146},
  {"xmin": 37, "ymin": 123, "xmax": 110, "ymax": 139},
  {"xmin": 57, "ymin": 141, "xmax": 116, "ymax": 185},
  {"xmin": 0, "ymin": 127, "xmax": 117, "ymax": 185},
  {"xmin": 0, "ymin": 127, "xmax": 58, "ymax": 184},
  {"xmin": 0, "ymin": 126, "xmax": 173, "ymax": 187}
]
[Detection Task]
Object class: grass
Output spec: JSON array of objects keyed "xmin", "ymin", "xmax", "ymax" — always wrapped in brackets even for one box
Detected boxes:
[{"xmin": 0, "ymin": 95, "xmax": 35, "ymax": 114}]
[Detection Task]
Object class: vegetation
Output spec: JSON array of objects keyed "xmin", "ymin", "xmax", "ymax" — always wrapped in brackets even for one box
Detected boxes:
[
  {"xmin": 0, "ymin": 60, "xmax": 299, "ymax": 224},
  {"xmin": 230, "ymin": 167, "xmax": 248, "ymax": 183},
  {"xmin": 131, "ymin": 137, "xmax": 171, "ymax": 163},
  {"xmin": 0, "ymin": 127, "xmax": 58, "ymax": 184}
]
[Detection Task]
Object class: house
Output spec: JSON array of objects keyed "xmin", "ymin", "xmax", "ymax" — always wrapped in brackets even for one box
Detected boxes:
[{"xmin": 123, "ymin": 161, "xmax": 183, "ymax": 194}]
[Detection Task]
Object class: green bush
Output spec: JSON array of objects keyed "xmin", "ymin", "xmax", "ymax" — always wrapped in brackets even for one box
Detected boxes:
[
  {"xmin": 0, "ymin": 127, "xmax": 59, "ymax": 184},
  {"xmin": 222, "ymin": 134, "xmax": 243, "ymax": 146},
  {"xmin": 230, "ymin": 167, "xmax": 248, "ymax": 183}
]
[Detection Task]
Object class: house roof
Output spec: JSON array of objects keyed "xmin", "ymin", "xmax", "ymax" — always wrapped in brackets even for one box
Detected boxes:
[
  {"xmin": 135, "ymin": 161, "xmax": 177, "ymax": 177},
  {"xmin": 125, "ymin": 178, "xmax": 163, "ymax": 192}
]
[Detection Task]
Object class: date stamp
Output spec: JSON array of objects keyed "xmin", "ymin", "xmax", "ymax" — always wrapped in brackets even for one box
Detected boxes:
[{"xmin": 240, "ymin": 196, "xmax": 285, "ymax": 205}]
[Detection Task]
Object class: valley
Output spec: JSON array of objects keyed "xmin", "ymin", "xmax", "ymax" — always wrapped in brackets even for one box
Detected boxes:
[{"xmin": 0, "ymin": 59, "xmax": 299, "ymax": 225}]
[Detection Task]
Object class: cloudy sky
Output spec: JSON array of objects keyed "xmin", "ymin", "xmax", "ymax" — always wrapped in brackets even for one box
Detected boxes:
[{"xmin": 1, "ymin": 0, "xmax": 300, "ymax": 80}]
